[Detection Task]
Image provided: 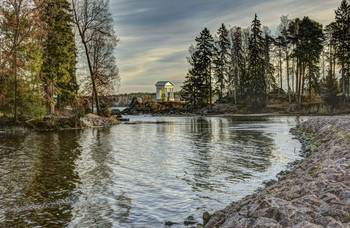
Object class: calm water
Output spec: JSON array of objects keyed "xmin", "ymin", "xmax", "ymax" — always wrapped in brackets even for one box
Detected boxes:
[{"xmin": 0, "ymin": 116, "xmax": 305, "ymax": 227}]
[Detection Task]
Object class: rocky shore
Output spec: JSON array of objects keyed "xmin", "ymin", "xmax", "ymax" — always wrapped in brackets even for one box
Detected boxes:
[{"xmin": 203, "ymin": 116, "xmax": 350, "ymax": 228}]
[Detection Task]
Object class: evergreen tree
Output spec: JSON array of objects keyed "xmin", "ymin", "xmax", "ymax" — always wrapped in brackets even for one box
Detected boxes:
[
  {"xmin": 247, "ymin": 14, "xmax": 267, "ymax": 112},
  {"xmin": 38, "ymin": 0, "xmax": 77, "ymax": 113},
  {"xmin": 321, "ymin": 69, "xmax": 340, "ymax": 110},
  {"xmin": 213, "ymin": 23, "xmax": 230, "ymax": 101},
  {"xmin": 181, "ymin": 45, "xmax": 204, "ymax": 105},
  {"xmin": 230, "ymin": 27, "xmax": 244, "ymax": 104},
  {"xmin": 195, "ymin": 28, "xmax": 215, "ymax": 104},
  {"xmin": 292, "ymin": 17, "xmax": 324, "ymax": 100},
  {"xmin": 181, "ymin": 28, "xmax": 215, "ymax": 106},
  {"xmin": 333, "ymin": 0, "xmax": 350, "ymax": 96}
]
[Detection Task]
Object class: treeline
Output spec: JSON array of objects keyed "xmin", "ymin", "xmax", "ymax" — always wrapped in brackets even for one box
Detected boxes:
[
  {"xmin": 0, "ymin": 0, "xmax": 119, "ymax": 121},
  {"xmin": 181, "ymin": 0, "xmax": 350, "ymax": 112}
]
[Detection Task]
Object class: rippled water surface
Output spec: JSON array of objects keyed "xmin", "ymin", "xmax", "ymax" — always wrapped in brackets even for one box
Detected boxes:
[{"xmin": 0, "ymin": 116, "xmax": 306, "ymax": 227}]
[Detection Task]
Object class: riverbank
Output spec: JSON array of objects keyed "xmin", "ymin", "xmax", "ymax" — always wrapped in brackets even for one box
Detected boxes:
[
  {"xmin": 0, "ymin": 114, "xmax": 119, "ymax": 133},
  {"xmin": 203, "ymin": 116, "xmax": 350, "ymax": 228}
]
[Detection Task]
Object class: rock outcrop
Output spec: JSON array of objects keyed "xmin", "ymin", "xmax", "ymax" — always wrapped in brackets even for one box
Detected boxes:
[{"xmin": 204, "ymin": 116, "xmax": 350, "ymax": 228}]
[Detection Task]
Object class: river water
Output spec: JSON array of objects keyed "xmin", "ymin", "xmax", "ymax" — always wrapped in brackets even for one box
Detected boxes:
[{"xmin": 0, "ymin": 116, "xmax": 305, "ymax": 227}]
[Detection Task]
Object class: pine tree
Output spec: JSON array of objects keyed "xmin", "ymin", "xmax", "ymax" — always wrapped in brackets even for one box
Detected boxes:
[
  {"xmin": 321, "ymin": 69, "xmax": 340, "ymax": 110},
  {"xmin": 195, "ymin": 28, "xmax": 215, "ymax": 104},
  {"xmin": 292, "ymin": 17, "xmax": 324, "ymax": 100},
  {"xmin": 38, "ymin": 0, "xmax": 77, "ymax": 114},
  {"xmin": 333, "ymin": 0, "xmax": 350, "ymax": 96},
  {"xmin": 181, "ymin": 46, "xmax": 204, "ymax": 105},
  {"xmin": 181, "ymin": 29, "xmax": 215, "ymax": 106},
  {"xmin": 213, "ymin": 23, "xmax": 230, "ymax": 102},
  {"xmin": 229, "ymin": 27, "xmax": 244, "ymax": 104},
  {"xmin": 247, "ymin": 14, "xmax": 267, "ymax": 112}
]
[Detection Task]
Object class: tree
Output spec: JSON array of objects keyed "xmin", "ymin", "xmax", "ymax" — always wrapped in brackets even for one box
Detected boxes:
[
  {"xmin": 71, "ymin": 0, "xmax": 118, "ymax": 115},
  {"xmin": 333, "ymin": 0, "xmax": 350, "ymax": 96},
  {"xmin": 290, "ymin": 17, "xmax": 324, "ymax": 106},
  {"xmin": 181, "ymin": 45, "xmax": 203, "ymax": 105},
  {"xmin": 229, "ymin": 27, "xmax": 244, "ymax": 103},
  {"xmin": 321, "ymin": 70, "xmax": 340, "ymax": 110},
  {"xmin": 213, "ymin": 23, "xmax": 230, "ymax": 102},
  {"xmin": 195, "ymin": 28, "xmax": 215, "ymax": 105},
  {"xmin": 0, "ymin": 0, "xmax": 45, "ymax": 121},
  {"xmin": 181, "ymin": 29, "xmax": 215, "ymax": 106},
  {"xmin": 88, "ymin": 24, "xmax": 119, "ymax": 98},
  {"xmin": 247, "ymin": 14, "xmax": 267, "ymax": 112},
  {"xmin": 37, "ymin": 0, "xmax": 78, "ymax": 114},
  {"xmin": 262, "ymin": 26, "xmax": 275, "ymax": 95},
  {"xmin": 279, "ymin": 16, "xmax": 292, "ymax": 104}
]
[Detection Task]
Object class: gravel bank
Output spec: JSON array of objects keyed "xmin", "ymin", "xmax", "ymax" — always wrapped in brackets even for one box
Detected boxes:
[{"xmin": 204, "ymin": 116, "xmax": 350, "ymax": 228}]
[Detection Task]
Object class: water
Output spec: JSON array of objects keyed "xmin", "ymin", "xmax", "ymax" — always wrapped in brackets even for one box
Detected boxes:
[{"xmin": 0, "ymin": 116, "xmax": 305, "ymax": 227}]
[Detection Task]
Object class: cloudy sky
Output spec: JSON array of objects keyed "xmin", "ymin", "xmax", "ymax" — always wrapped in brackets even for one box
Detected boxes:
[{"xmin": 110, "ymin": 0, "xmax": 340, "ymax": 93}]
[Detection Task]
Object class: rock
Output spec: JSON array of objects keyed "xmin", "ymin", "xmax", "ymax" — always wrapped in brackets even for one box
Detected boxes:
[
  {"xmin": 312, "ymin": 213, "xmax": 336, "ymax": 227},
  {"xmin": 184, "ymin": 216, "xmax": 198, "ymax": 225},
  {"xmin": 221, "ymin": 213, "xmax": 253, "ymax": 228},
  {"xmin": 202, "ymin": 211, "xmax": 211, "ymax": 226},
  {"xmin": 252, "ymin": 217, "xmax": 281, "ymax": 228},
  {"xmin": 165, "ymin": 221, "xmax": 178, "ymax": 226},
  {"xmin": 321, "ymin": 208, "xmax": 350, "ymax": 223},
  {"xmin": 110, "ymin": 108, "xmax": 121, "ymax": 115},
  {"xmin": 326, "ymin": 221, "xmax": 348, "ymax": 228},
  {"xmin": 293, "ymin": 221, "xmax": 323, "ymax": 228},
  {"xmin": 340, "ymin": 191, "xmax": 350, "ymax": 200}
]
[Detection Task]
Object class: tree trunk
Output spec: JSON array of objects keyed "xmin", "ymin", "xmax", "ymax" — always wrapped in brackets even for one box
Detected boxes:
[
  {"xmin": 295, "ymin": 58, "xmax": 299, "ymax": 109},
  {"xmin": 82, "ymin": 41, "xmax": 100, "ymax": 115},
  {"xmin": 342, "ymin": 60, "xmax": 346, "ymax": 96},
  {"xmin": 279, "ymin": 50, "xmax": 283, "ymax": 92},
  {"xmin": 301, "ymin": 63, "xmax": 305, "ymax": 96},
  {"xmin": 299, "ymin": 63, "xmax": 303, "ymax": 107},
  {"xmin": 14, "ymin": 51, "xmax": 18, "ymax": 122},
  {"xmin": 286, "ymin": 46, "xmax": 291, "ymax": 104},
  {"xmin": 47, "ymin": 79, "xmax": 55, "ymax": 114},
  {"xmin": 209, "ymin": 64, "xmax": 212, "ymax": 110},
  {"xmin": 91, "ymin": 92, "xmax": 94, "ymax": 114},
  {"xmin": 291, "ymin": 55, "xmax": 295, "ymax": 93}
]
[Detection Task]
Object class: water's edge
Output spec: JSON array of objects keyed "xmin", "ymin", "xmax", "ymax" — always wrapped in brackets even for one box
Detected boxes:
[{"xmin": 203, "ymin": 116, "xmax": 350, "ymax": 228}]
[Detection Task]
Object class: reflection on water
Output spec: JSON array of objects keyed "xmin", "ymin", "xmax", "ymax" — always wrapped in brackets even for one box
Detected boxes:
[{"xmin": 0, "ymin": 116, "xmax": 305, "ymax": 227}]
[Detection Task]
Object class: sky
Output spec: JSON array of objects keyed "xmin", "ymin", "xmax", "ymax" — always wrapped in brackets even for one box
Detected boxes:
[{"xmin": 110, "ymin": 0, "xmax": 341, "ymax": 94}]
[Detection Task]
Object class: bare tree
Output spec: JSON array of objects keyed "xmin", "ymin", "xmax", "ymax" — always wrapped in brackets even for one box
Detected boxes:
[{"xmin": 71, "ymin": 0, "xmax": 118, "ymax": 115}]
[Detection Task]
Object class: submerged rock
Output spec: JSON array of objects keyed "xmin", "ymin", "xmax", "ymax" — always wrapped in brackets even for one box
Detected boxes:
[{"xmin": 184, "ymin": 215, "xmax": 198, "ymax": 225}]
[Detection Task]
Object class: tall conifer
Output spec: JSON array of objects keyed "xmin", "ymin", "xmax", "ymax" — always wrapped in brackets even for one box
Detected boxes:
[
  {"xmin": 39, "ymin": 0, "xmax": 77, "ymax": 113},
  {"xmin": 247, "ymin": 14, "xmax": 267, "ymax": 112},
  {"xmin": 334, "ymin": 0, "xmax": 350, "ymax": 96},
  {"xmin": 214, "ymin": 23, "xmax": 231, "ymax": 101}
]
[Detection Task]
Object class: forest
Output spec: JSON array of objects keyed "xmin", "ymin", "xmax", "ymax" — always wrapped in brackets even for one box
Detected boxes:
[
  {"xmin": 1, "ymin": 0, "xmax": 350, "ymax": 121},
  {"xmin": 0, "ymin": 0, "xmax": 119, "ymax": 121},
  {"xmin": 181, "ymin": 0, "xmax": 350, "ymax": 112}
]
